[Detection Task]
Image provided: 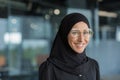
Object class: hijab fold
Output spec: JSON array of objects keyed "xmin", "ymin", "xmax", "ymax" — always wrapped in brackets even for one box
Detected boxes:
[{"xmin": 47, "ymin": 13, "xmax": 90, "ymax": 75}]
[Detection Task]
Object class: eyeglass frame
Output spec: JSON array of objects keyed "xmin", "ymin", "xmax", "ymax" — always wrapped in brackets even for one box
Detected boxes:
[{"xmin": 69, "ymin": 28, "xmax": 93, "ymax": 38}]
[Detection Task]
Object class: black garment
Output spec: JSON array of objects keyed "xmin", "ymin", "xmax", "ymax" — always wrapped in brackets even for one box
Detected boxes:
[
  {"xmin": 39, "ymin": 13, "xmax": 100, "ymax": 80},
  {"xmin": 39, "ymin": 57, "xmax": 100, "ymax": 80}
]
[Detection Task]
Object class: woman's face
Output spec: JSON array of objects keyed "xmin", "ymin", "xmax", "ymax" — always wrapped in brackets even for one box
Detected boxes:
[{"xmin": 68, "ymin": 21, "xmax": 92, "ymax": 54}]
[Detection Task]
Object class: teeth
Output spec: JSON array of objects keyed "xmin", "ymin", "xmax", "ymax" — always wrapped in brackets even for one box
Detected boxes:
[{"xmin": 76, "ymin": 44, "xmax": 83, "ymax": 47}]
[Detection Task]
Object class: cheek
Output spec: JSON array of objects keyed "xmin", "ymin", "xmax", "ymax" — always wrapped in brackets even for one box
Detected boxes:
[
  {"xmin": 68, "ymin": 37, "xmax": 90, "ymax": 44},
  {"xmin": 84, "ymin": 38, "xmax": 90, "ymax": 45},
  {"xmin": 85, "ymin": 38, "xmax": 89, "ymax": 42},
  {"xmin": 68, "ymin": 35, "xmax": 91, "ymax": 46},
  {"xmin": 68, "ymin": 35, "xmax": 75, "ymax": 45}
]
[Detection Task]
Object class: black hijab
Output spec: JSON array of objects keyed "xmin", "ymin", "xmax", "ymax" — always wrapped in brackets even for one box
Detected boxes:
[{"xmin": 48, "ymin": 13, "xmax": 90, "ymax": 75}]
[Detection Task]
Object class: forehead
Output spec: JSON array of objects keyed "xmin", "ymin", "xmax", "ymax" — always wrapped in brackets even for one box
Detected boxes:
[{"xmin": 71, "ymin": 21, "xmax": 89, "ymax": 30}]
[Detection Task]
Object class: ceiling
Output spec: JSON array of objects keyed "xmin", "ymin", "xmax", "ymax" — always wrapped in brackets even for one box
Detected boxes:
[
  {"xmin": 99, "ymin": 0, "xmax": 120, "ymax": 12},
  {"xmin": 22, "ymin": 0, "xmax": 120, "ymax": 12},
  {"xmin": 0, "ymin": 0, "xmax": 120, "ymax": 17}
]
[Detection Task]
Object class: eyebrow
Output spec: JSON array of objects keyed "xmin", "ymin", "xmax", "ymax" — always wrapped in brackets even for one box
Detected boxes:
[{"xmin": 71, "ymin": 29, "xmax": 89, "ymax": 31}]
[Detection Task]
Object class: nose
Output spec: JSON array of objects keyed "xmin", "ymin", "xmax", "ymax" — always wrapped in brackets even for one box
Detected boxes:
[{"xmin": 77, "ymin": 33, "xmax": 84, "ymax": 42}]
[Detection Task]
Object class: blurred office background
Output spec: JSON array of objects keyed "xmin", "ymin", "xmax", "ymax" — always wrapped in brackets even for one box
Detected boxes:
[{"xmin": 0, "ymin": 0, "xmax": 120, "ymax": 80}]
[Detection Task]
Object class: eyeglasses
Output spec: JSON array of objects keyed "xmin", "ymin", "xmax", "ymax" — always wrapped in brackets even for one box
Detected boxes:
[{"xmin": 69, "ymin": 29, "xmax": 93, "ymax": 38}]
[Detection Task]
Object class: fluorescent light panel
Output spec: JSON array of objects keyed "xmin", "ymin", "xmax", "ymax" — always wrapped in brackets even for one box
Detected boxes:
[{"xmin": 99, "ymin": 11, "xmax": 118, "ymax": 18}]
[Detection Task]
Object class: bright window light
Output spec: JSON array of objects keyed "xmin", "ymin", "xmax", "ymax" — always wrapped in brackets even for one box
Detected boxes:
[{"xmin": 4, "ymin": 32, "xmax": 22, "ymax": 44}]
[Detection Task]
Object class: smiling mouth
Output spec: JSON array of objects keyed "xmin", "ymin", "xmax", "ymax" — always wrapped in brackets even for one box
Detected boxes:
[{"xmin": 75, "ymin": 43, "xmax": 84, "ymax": 48}]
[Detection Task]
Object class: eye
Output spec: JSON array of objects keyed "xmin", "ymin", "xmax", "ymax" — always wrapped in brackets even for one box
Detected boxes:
[
  {"xmin": 83, "ymin": 29, "xmax": 93, "ymax": 36},
  {"xmin": 83, "ymin": 31, "xmax": 89, "ymax": 35}
]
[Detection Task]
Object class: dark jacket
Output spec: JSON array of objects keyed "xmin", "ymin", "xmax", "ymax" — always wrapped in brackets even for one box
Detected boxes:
[{"xmin": 39, "ymin": 57, "xmax": 100, "ymax": 80}]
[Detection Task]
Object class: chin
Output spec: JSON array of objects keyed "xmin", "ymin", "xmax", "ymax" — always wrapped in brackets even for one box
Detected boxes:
[{"xmin": 75, "ymin": 50, "xmax": 84, "ymax": 54}]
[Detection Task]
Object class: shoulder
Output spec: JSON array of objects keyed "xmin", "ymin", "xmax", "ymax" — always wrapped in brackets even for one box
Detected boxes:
[
  {"xmin": 39, "ymin": 60, "xmax": 52, "ymax": 69},
  {"xmin": 39, "ymin": 61, "xmax": 47, "ymax": 70},
  {"xmin": 87, "ymin": 57, "xmax": 100, "ymax": 79},
  {"xmin": 39, "ymin": 60, "xmax": 54, "ymax": 73},
  {"xmin": 39, "ymin": 60, "xmax": 55, "ymax": 80},
  {"xmin": 87, "ymin": 57, "xmax": 99, "ymax": 68}
]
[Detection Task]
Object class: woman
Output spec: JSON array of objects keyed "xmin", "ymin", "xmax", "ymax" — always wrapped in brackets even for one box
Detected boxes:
[{"xmin": 39, "ymin": 13, "xmax": 100, "ymax": 80}]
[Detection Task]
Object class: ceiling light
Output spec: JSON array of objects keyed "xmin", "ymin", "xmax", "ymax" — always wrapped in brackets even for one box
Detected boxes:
[
  {"xmin": 54, "ymin": 9, "xmax": 60, "ymax": 15},
  {"xmin": 99, "ymin": 11, "xmax": 118, "ymax": 18}
]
